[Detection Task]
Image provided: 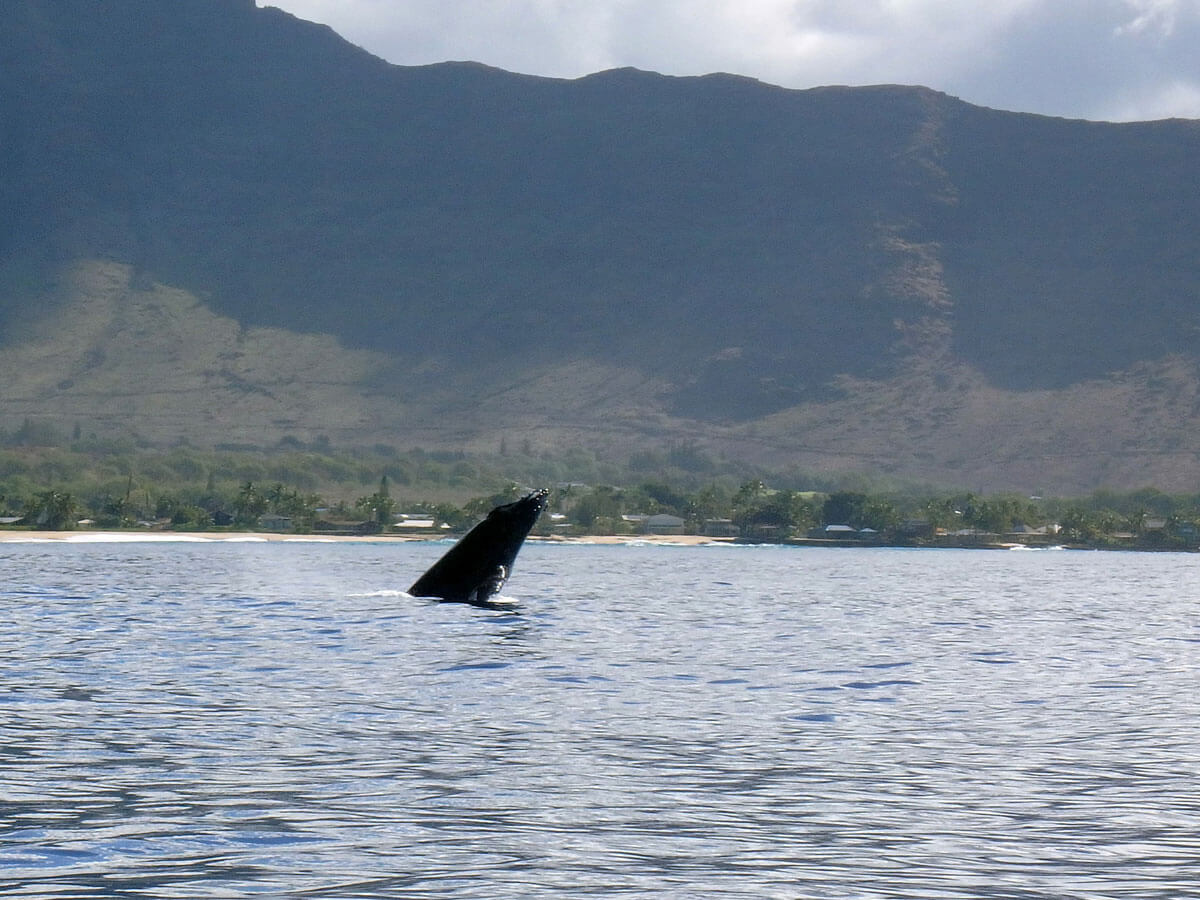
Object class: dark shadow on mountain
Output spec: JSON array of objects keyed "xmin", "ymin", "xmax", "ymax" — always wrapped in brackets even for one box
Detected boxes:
[{"xmin": 3, "ymin": 0, "xmax": 1200, "ymax": 420}]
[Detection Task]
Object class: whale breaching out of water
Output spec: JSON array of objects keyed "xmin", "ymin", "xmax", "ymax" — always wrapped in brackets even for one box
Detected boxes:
[{"xmin": 409, "ymin": 489, "xmax": 548, "ymax": 607}]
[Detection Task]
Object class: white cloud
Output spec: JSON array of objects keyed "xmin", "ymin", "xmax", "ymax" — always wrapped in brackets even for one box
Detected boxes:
[
  {"xmin": 1100, "ymin": 79, "xmax": 1200, "ymax": 120},
  {"xmin": 261, "ymin": 0, "xmax": 1200, "ymax": 120},
  {"xmin": 1116, "ymin": 0, "xmax": 1184, "ymax": 36}
]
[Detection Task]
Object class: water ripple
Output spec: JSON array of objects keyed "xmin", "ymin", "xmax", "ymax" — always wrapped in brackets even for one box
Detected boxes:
[{"xmin": 1, "ymin": 543, "xmax": 1198, "ymax": 897}]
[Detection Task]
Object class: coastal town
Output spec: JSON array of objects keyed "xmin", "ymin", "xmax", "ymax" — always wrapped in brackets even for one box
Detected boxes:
[{"xmin": 5, "ymin": 478, "xmax": 1196, "ymax": 552}]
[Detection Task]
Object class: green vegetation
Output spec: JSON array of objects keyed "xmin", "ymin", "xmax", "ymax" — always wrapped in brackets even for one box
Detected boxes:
[{"xmin": 1, "ymin": 430, "xmax": 1198, "ymax": 550}]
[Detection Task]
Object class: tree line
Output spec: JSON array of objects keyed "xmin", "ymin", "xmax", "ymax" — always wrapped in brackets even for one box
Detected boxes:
[
  {"xmin": 2, "ymin": 433, "xmax": 1199, "ymax": 547},
  {"xmin": 548, "ymin": 481, "xmax": 1200, "ymax": 547},
  {"xmin": 7, "ymin": 473, "xmax": 1200, "ymax": 549}
]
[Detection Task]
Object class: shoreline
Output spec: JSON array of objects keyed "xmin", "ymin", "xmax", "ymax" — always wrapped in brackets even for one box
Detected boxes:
[
  {"xmin": 0, "ymin": 529, "xmax": 727, "ymax": 546},
  {"xmin": 1, "ymin": 530, "xmax": 1190, "ymax": 552}
]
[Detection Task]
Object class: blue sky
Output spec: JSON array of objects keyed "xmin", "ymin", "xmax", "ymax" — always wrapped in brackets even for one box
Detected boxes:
[{"xmin": 262, "ymin": 0, "xmax": 1200, "ymax": 121}]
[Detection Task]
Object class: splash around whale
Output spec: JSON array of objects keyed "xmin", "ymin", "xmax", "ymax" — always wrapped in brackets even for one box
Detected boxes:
[{"xmin": 408, "ymin": 489, "xmax": 548, "ymax": 607}]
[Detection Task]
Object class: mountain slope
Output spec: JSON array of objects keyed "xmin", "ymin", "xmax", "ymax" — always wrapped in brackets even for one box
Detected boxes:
[{"xmin": 3, "ymin": 0, "xmax": 1200, "ymax": 492}]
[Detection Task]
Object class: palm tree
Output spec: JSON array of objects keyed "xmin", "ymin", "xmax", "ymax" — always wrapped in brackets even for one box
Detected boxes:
[{"xmin": 30, "ymin": 490, "xmax": 79, "ymax": 530}]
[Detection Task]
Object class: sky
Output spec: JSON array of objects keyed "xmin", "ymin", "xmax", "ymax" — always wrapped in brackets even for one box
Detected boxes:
[{"xmin": 261, "ymin": 0, "xmax": 1200, "ymax": 121}]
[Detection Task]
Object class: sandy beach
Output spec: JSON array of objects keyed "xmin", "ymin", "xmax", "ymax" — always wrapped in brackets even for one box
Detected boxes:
[{"xmin": 0, "ymin": 529, "xmax": 729, "ymax": 546}]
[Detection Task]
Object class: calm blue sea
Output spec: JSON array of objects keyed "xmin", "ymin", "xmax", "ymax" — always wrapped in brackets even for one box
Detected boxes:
[{"xmin": 1, "ymin": 540, "xmax": 1198, "ymax": 898}]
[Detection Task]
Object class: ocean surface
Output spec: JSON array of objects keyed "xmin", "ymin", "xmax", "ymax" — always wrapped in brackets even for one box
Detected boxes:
[{"xmin": 1, "ymin": 539, "xmax": 1198, "ymax": 898}]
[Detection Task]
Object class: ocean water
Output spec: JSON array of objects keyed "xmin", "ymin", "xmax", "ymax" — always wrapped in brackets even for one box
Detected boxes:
[{"xmin": 1, "ymin": 540, "xmax": 1198, "ymax": 898}]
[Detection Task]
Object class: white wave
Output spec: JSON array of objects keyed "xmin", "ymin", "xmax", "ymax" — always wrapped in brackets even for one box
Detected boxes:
[
  {"xmin": 61, "ymin": 533, "xmax": 216, "ymax": 543},
  {"xmin": 16, "ymin": 532, "xmax": 277, "ymax": 544},
  {"xmin": 350, "ymin": 588, "xmax": 520, "ymax": 608}
]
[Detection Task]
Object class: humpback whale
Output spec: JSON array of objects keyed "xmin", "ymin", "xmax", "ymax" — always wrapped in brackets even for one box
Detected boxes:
[{"xmin": 409, "ymin": 488, "xmax": 548, "ymax": 606}]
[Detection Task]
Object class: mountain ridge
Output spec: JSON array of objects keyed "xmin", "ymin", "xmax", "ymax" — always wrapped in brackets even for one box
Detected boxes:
[{"xmin": 3, "ymin": 0, "xmax": 1199, "ymax": 492}]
